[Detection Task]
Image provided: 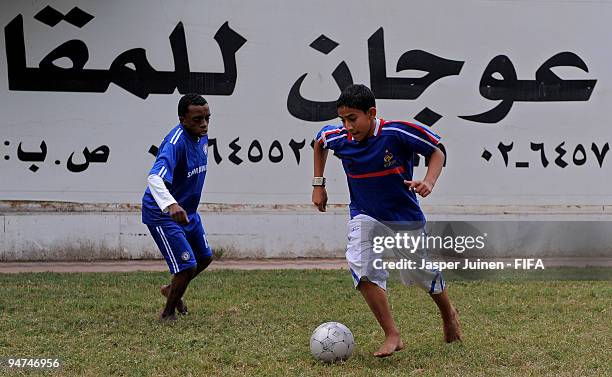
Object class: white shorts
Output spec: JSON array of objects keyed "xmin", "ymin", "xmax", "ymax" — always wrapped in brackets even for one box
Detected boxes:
[{"xmin": 345, "ymin": 214, "xmax": 445, "ymax": 294}]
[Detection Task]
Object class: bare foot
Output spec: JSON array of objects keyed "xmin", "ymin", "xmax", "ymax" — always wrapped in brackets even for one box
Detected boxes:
[
  {"xmin": 158, "ymin": 310, "xmax": 177, "ymax": 322},
  {"xmin": 373, "ymin": 335, "xmax": 405, "ymax": 357},
  {"xmin": 160, "ymin": 284, "xmax": 188, "ymax": 315},
  {"xmin": 443, "ymin": 307, "xmax": 462, "ymax": 343}
]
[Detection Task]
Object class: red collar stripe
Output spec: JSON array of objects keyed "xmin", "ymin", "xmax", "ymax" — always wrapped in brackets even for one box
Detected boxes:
[{"xmin": 384, "ymin": 120, "xmax": 439, "ymax": 143}]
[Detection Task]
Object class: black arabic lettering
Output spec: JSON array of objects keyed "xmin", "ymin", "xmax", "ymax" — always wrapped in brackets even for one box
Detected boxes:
[
  {"xmin": 530, "ymin": 142, "xmax": 549, "ymax": 168},
  {"xmin": 17, "ymin": 140, "xmax": 47, "ymax": 172},
  {"xmin": 288, "ymin": 139, "xmax": 306, "ymax": 164},
  {"xmin": 109, "ymin": 48, "xmax": 175, "ymax": 99},
  {"xmin": 287, "ymin": 62, "xmax": 354, "ymax": 122},
  {"xmin": 148, "ymin": 145, "xmax": 159, "ymax": 157},
  {"xmin": 39, "ymin": 39, "xmax": 89, "ymax": 71},
  {"xmin": 268, "ymin": 140, "xmax": 283, "ymax": 163},
  {"xmin": 172, "ymin": 22, "xmax": 247, "ymax": 95},
  {"xmin": 67, "ymin": 145, "xmax": 109, "ymax": 172},
  {"xmin": 368, "ymin": 27, "xmax": 464, "ymax": 100},
  {"xmin": 5, "ymin": 15, "xmax": 246, "ymax": 98},
  {"xmin": 461, "ymin": 53, "xmax": 597, "ymax": 123},
  {"xmin": 247, "ymin": 140, "xmax": 263, "ymax": 163},
  {"xmin": 5, "ymin": 15, "xmax": 110, "ymax": 92},
  {"xmin": 207, "ymin": 138, "xmax": 223, "ymax": 164},
  {"xmin": 554, "ymin": 142, "xmax": 568, "ymax": 168},
  {"xmin": 287, "ymin": 34, "xmax": 353, "ymax": 122},
  {"xmin": 287, "ymin": 28, "xmax": 463, "ymax": 122},
  {"xmin": 17, "ymin": 141, "xmax": 47, "ymax": 162},
  {"xmin": 173, "ymin": 138, "xmax": 308, "ymax": 165},
  {"xmin": 591, "ymin": 143, "xmax": 609, "ymax": 168},
  {"xmin": 86, "ymin": 145, "xmax": 109, "ymax": 163},
  {"xmin": 497, "ymin": 142, "xmax": 514, "ymax": 167},
  {"xmin": 572, "ymin": 144, "xmax": 587, "ymax": 166},
  {"xmin": 228, "ymin": 137, "xmax": 243, "ymax": 165},
  {"xmin": 67, "ymin": 148, "xmax": 90, "ymax": 172},
  {"xmin": 484, "ymin": 141, "xmax": 608, "ymax": 168}
]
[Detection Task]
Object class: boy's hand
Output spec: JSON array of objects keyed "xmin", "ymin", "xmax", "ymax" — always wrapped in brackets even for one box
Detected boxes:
[
  {"xmin": 168, "ymin": 203, "xmax": 189, "ymax": 224},
  {"xmin": 312, "ymin": 186, "xmax": 328, "ymax": 212},
  {"xmin": 404, "ymin": 180, "xmax": 434, "ymax": 198}
]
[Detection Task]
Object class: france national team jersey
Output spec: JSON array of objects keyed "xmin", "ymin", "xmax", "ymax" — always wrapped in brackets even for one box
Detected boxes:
[
  {"xmin": 316, "ymin": 118, "xmax": 441, "ymax": 223},
  {"xmin": 142, "ymin": 124, "xmax": 208, "ymax": 224}
]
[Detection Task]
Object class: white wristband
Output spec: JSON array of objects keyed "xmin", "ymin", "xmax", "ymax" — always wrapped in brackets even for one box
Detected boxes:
[{"xmin": 312, "ymin": 177, "xmax": 326, "ymax": 186}]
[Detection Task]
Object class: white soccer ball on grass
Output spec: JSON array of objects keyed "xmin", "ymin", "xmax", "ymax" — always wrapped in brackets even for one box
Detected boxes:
[{"xmin": 310, "ymin": 322, "xmax": 355, "ymax": 363}]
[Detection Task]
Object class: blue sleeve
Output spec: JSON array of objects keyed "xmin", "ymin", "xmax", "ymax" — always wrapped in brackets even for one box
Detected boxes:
[
  {"xmin": 388, "ymin": 122, "xmax": 441, "ymax": 157},
  {"xmin": 148, "ymin": 137, "xmax": 183, "ymax": 185},
  {"xmin": 315, "ymin": 125, "xmax": 346, "ymax": 150}
]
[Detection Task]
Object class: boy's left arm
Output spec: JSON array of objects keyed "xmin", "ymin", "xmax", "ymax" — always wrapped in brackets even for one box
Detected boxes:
[{"xmin": 404, "ymin": 146, "xmax": 445, "ymax": 198}]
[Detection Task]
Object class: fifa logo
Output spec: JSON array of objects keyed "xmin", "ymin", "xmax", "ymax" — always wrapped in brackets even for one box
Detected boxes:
[{"xmin": 383, "ymin": 149, "xmax": 396, "ymax": 168}]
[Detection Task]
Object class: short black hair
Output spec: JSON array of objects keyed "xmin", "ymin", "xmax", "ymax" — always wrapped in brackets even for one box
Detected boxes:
[
  {"xmin": 336, "ymin": 84, "xmax": 376, "ymax": 113},
  {"xmin": 178, "ymin": 94, "xmax": 207, "ymax": 117}
]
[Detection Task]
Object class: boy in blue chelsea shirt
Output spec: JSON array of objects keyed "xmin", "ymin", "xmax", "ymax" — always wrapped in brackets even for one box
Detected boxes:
[{"xmin": 142, "ymin": 94, "xmax": 212, "ymax": 321}]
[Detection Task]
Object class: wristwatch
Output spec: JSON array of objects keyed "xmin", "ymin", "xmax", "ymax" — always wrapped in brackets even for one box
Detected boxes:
[{"xmin": 312, "ymin": 177, "xmax": 326, "ymax": 187}]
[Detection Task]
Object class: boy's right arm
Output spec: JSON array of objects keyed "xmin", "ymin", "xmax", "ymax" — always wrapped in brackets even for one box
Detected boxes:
[
  {"xmin": 147, "ymin": 174, "xmax": 189, "ymax": 224},
  {"xmin": 147, "ymin": 137, "xmax": 189, "ymax": 224},
  {"xmin": 312, "ymin": 140, "xmax": 329, "ymax": 212}
]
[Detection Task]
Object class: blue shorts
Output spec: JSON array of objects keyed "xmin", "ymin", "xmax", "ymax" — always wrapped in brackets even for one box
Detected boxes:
[{"xmin": 147, "ymin": 214, "xmax": 212, "ymax": 274}]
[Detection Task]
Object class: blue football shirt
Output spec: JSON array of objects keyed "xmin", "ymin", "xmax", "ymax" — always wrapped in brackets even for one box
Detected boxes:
[
  {"xmin": 316, "ymin": 118, "xmax": 441, "ymax": 223},
  {"xmin": 142, "ymin": 124, "xmax": 208, "ymax": 224}
]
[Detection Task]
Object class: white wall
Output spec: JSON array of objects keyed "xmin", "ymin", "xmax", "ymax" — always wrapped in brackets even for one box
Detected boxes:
[{"xmin": 1, "ymin": 1, "xmax": 611, "ymax": 259}]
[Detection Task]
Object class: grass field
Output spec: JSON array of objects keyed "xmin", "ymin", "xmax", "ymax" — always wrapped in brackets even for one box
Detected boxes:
[{"xmin": 0, "ymin": 269, "xmax": 610, "ymax": 376}]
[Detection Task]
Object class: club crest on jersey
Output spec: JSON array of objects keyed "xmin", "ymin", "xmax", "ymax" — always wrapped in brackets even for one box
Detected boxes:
[
  {"xmin": 181, "ymin": 251, "xmax": 190, "ymax": 261},
  {"xmin": 203, "ymin": 143, "xmax": 208, "ymax": 154},
  {"xmin": 383, "ymin": 149, "xmax": 397, "ymax": 168}
]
